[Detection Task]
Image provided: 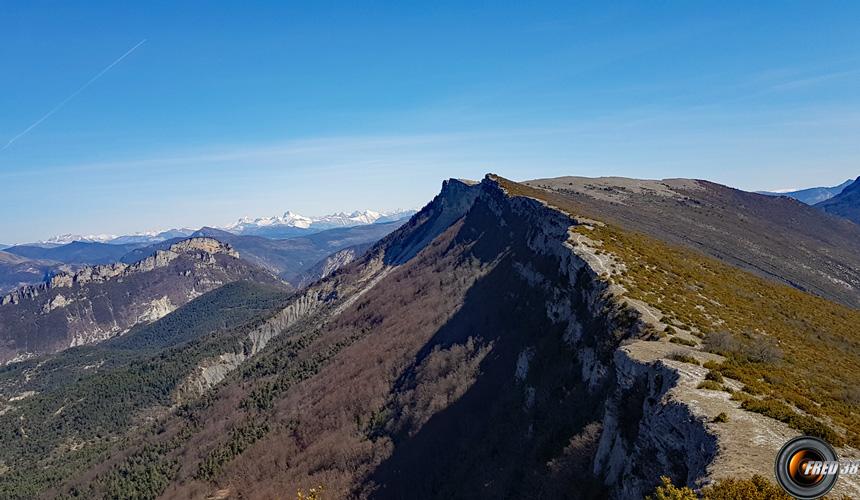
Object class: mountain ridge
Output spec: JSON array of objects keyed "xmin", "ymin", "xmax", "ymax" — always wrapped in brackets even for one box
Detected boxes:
[
  {"xmin": 3, "ymin": 175, "xmax": 860, "ymax": 498},
  {"xmin": 815, "ymin": 176, "xmax": 860, "ymax": 225},
  {"xmin": 0, "ymin": 237, "xmax": 285, "ymax": 364},
  {"xmin": 526, "ymin": 175, "xmax": 860, "ymax": 309},
  {"xmin": 5, "ymin": 241, "xmax": 144, "ymax": 265},
  {"xmin": 29, "ymin": 209, "xmax": 417, "ymax": 247},
  {"xmin": 756, "ymin": 178, "xmax": 853, "ymax": 204}
]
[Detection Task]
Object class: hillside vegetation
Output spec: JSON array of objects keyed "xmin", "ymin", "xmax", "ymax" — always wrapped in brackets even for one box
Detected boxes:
[
  {"xmin": 524, "ymin": 175, "xmax": 860, "ymax": 309},
  {"xmin": 0, "ymin": 281, "xmax": 292, "ymax": 498},
  {"xmin": 500, "ymin": 177, "xmax": 860, "ymax": 447}
]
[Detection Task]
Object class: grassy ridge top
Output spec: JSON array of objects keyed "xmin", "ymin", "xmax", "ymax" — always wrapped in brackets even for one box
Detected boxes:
[{"xmin": 494, "ymin": 175, "xmax": 860, "ymax": 447}]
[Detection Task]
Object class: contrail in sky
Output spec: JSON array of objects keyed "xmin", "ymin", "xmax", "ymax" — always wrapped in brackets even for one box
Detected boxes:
[{"xmin": 2, "ymin": 39, "xmax": 147, "ymax": 152}]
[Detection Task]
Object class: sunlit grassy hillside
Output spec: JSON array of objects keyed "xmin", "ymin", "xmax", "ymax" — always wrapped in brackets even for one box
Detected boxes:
[{"xmin": 496, "ymin": 176, "xmax": 860, "ymax": 448}]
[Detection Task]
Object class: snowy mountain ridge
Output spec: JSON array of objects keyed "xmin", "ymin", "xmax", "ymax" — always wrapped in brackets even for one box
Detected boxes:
[{"xmin": 34, "ymin": 209, "xmax": 416, "ymax": 247}]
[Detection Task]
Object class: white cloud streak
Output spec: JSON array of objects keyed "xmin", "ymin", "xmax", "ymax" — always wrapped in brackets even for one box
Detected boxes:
[{"xmin": 1, "ymin": 39, "xmax": 147, "ymax": 152}]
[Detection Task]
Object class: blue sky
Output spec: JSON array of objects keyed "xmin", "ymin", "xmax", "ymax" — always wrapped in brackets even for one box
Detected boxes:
[{"xmin": 1, "ymin": 1, "xmax": 859, "ymax": 243}]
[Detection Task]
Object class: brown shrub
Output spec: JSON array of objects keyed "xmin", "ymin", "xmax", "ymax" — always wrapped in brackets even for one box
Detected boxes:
[
  {"xmin": 702, "ymin": 360, "xmax": 721, "ymax": 371},
  {"xmin": 649, "ymin": 474, "xmax": 791, "ymax": 500},
  {"xmin": 712, "ymin": 412, "xmax": 729, "ymax": 423},
  {"xmin": 702, "ymin": 331, "xmax": 738, "ymax": 355},
  {"xmin": 743, "ymin": 337, "xmax": 783, "ymax": 364}
]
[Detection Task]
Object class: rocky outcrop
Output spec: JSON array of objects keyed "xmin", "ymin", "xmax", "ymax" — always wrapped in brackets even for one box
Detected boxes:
[
  {"xmin": 173, "ymin": 177, "xmax": 719, "ymax": 497},
  {"xmin": 25, "ymin": 173, "xmax": 837, "ymax": 500},
  {"xmin": 593, "ymin": 350, "xmax": 717, "ymax": 497},
  {"xmin": 296, "ymin": 245, "xmax": 369, "ymax": 288},
  {"xmin": 1, "ymin": 238, "xmax": 239, "ymax": 306},
  {"xmin": 487, "ymin": 175, "xmax": 860, "ymax": 497},
  {"xmin": 480, "ymin": 176, "xmax": 719, "ymax": 497},
  {"xmin": 0, "ymin": 238, "xmax": 279, "ymax": 364},
  {"xmin": 174, "ymin": 291, "xmax": 332, "ymax": 401},
  {"xmin": 175, "ymin": 252, "xmax": 391, "ymax": 401}
]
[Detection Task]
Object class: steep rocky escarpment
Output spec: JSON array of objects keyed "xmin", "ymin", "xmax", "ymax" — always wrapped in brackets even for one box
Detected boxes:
[
  {"xmin": 295, "ymin": 243, "xmax": 372, "ymax": 288},
  {"xmin": 42, "ymin": 177, "xmax": 723, "ymax": 500},
  {"xmin": 359, "ymin": 178, "xmax": 718, "ymax": 499},
  {"xmin": 513, "ymin": 176, "xmax": 860, "ymax": 498},
  {"xmin": 11, "ymin": 175, "xmax": 853, "ymax": 499},
  {"xmin": 0, "ymin": 238, "xmax": 283, "ymax": 364}
]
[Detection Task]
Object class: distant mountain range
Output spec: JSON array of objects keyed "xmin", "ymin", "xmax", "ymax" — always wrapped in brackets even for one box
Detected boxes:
[
  {"xmin": 815, "ymin": 176, "xmax": 860, "ymax": 225},
  {"xmin": 28, "ymin": 208, "xmax": 416, "ymax": 247},
  {"xmin": 0, "ymin": 218, "xmax": 412, "ymax": 358},
  {"xmin": 221, "ymin": 209, "xmax": 415, "ymax": 239},
  {"xmin": 0, "ymin": 215, "xmax": 413, "ymax": 295},
  {"xmin": 756, "ymin": 178, "xmax": 853, "ymax": 204},
  {"xmin": 5, "ymin": 241, "xmax": 142, "ymax": 265}
]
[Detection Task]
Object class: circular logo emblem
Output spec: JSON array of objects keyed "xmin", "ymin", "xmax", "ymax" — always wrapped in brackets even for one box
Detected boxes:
[{"xmin": 775, "ymin": 436, "xmax": 839, "ymax": 499}]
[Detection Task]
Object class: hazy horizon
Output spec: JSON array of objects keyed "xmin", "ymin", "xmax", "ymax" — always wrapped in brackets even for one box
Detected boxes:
[{"xmin": 3, "ymin": 172, "xmax": 856, "ymax": 246}]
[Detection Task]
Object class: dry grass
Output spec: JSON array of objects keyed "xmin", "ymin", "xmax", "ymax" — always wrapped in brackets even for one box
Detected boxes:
[
  {"xmin": 494, "ymin": 175, "xmax": 860, "ymax": 447},
  {"xmin": 696, "ymin": 381, "xmax": 723, "ymax": 391}
]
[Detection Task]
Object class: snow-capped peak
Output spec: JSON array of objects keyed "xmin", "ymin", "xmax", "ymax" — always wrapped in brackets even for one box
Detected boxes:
[
  {"xmin": 223, "ymin": 208, "xmax": 412, "ymax": 235},
  {"xmin": 281, "ymin": 211, "xmax": 314, "ymax": 229},
  {"xmin": 42, "ymin": 233, "xmax": 117, "ymax": 245},
  {"xmin": 226, "ymin": 211, "xmax": 314, "ymax": 231},
  {"xmin": 312, "ymin": 209, "xmax": 384, "ymax": 227},
  {"xmin": 33, "ymin": 209, "xmax": 416, "ymax": 248},
  {"xmin": 37, "ymin": 228, "xmax": 197, "ymax": 247}
]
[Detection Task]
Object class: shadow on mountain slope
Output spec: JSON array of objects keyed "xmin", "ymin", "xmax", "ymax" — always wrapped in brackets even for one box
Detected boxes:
[{"xmin": 361, "ymin": 203, "xmax": 618, "ymax": 499}]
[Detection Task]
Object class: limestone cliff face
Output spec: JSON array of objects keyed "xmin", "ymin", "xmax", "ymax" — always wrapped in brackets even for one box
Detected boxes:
[
  {"xmin": 480, "ymin": 177, "xmax": 719, "ymax": 497},
  {"xmin": 175, "ymin": 249, "xmax": 392, "ymax": 402},
  {"xmin": 172, "ymin": 181, "xmax": 486, "ymax": 402},
  {"xmin": 1, "ymin": 238, "xmax": 239, "ymax": 306},
  {"xmin": 170, "ymin": 178, "xmax": 720, "ymax": 497},
  {"xmin": 481, "ymin": 176, "xmax": 860, "ymax": 497},
  {"xmin": 0, "ymin": 238, "xmax": 278, "ymax": 364},
  {"xmin": 48, "ymin": 176, "xmax": 811, "ymax": 499},
  {"xmin": 8, "ymin": 177, "xmax": 840, "ymax": 499}
]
